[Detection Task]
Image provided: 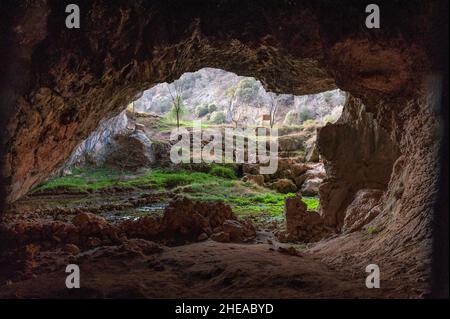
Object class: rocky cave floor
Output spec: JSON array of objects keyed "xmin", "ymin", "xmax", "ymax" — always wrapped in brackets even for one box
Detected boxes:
[{"xmin": 0, "ymin": 190, "xmax": 425, "ymax": 299}]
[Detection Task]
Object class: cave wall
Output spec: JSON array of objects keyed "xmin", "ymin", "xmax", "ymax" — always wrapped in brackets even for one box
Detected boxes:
[{"xmin": 0, "ymin": 0, "xmax": 443, "ymax": 265}]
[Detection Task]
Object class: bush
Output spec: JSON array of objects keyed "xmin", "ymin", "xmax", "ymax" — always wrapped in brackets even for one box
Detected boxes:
[
  {"xmin": 299, "ymin": 107, "xmax": 314, "ymax": 123},
  {"xmin": 208, "ymin": 103, "xmax": 217, "ymax": 113},
  {"xmin": 210, "ymin": 111, "xmax": 226, "ymax": 124},
  {"xmin": 195, "ymin": 104, "xmax": 210, "ymax": 117},
  {"xmin": 209, "ymin": 165, "xmax": 237, "ymax": 179}
]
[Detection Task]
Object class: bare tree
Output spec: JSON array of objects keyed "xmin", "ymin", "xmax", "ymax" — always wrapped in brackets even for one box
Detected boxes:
[
  {"xmin": 268, "ymin": 93, "xmax": 279, "ymax": 128},
  {"xmin": 231, "ymin": 105, "xmax": 245, "ymax": 128}
]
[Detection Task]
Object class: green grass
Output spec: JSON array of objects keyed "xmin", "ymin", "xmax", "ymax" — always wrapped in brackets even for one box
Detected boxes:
[
  {"xmin": 33, "ymin": 166, "xmax": 320, "ymax": 220},
  {"xmin": 32, "ymin": 166, "xmax": 126, "ymax": 192}
]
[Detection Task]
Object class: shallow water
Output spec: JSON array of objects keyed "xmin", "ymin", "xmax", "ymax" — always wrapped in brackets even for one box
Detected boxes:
[{"xmin": 103, "ymin": 202, "xmax": 168, "ymax": 222}]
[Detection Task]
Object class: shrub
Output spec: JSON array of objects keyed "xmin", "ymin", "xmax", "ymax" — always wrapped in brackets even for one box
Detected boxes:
[
  {"xmin": 210, "ymin": 111, "xmax": 226, "ymax": 124},
  {"xmin": 208, "ymin": 103, "xmax": 217, "ymax": 113},
  {"xmin": 209, "ymin": 165, "xmax": 236, "ymax": 179},
  {"xmin": 195, "ymin": 104, "xmax": 210, "ymax": 117},
  {"xmin": 299, "ymin": 107, "xmax": 314, "ymax": 123}
]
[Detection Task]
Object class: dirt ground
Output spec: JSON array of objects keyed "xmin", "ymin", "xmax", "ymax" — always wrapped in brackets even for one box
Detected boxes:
[
  {"xmin": 0, "ymin": 192, "xmax": 425, "ymax": 299},
  {"xmin": 0, "ymin": 238, "xmax": 415, "ymax": 299}
]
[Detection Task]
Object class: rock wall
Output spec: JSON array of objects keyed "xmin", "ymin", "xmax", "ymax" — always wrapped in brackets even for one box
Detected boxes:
[
  {"xmin": 0, "ymin": 0, "xmax": 444, "ymax": 280},
  {"xmin": 1, "ymin": 0, "xmax": 440, "ymax": 203}
]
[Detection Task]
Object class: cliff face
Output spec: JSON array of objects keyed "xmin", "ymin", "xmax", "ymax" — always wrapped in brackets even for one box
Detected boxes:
[{"xmin": 0, "ymin": 0, "xmax": 444, "ymax": 287}]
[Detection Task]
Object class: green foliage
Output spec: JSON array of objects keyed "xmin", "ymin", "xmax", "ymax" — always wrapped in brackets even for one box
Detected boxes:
[
  {"xmin": 367, "ymin": 226, "xmax": 379, "ymax": 234},
  {"xmin": 236, "ymin": 78, "xmax": 259, "ymax": 103},
  {"xmin": 210, "ymin": 111, "xmax": 226, "ymax": 124},
  {"xmin": 209, "ymin": 165, "xmax": 237, "ymax": 179},
  {"xmin": 195, "ymin": 103, "xmax": 218, "ymax": 118},
  {"xmin": 195, "ymin": 104, "xmax": 210, "ymax": 117},
  {"xmin": 32, "ymin": 166, "xmax": 127, "ymax": 192},
  {"xmin": 208, "ymin": 103, "xmax": 217, "ymax": 113},
  {"xmin": 168, "ymin": 95, "xmax": 187, "ymax": 123},
  {"xmin": 34, "ymin": 166, "xmax": 320, "ymax": 222},
  {"xmin": 299, "ymin": 107, "xmax": 314, "ymax": 123}
]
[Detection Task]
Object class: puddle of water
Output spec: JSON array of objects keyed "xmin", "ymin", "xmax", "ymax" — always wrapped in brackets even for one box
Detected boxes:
[{"xmin": 104, "ymin": 202, "xmax": 168, "ymax": 222}]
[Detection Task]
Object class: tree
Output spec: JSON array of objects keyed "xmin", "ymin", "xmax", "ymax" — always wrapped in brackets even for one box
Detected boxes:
[
  {"xmin": 235, "ymin": 78, "xmax": 259, "ymax": 104},
  {"xmin": 210, "ymin": 111, "xmax": 226, "ymax": 124},
  {"xmin": 231, "ymin": 105, "xmax": 245, "ymax": 128},
  {"xmin": 167, "ymin": 81, "xmax": 186, "ymax": 129},
  {"xmin": 268, "ymin": 93, "xmax": 280, "ymax": 128},
  {"xmin": 299, "ymin": 107, "xmax": 314, "ymax": 123}
]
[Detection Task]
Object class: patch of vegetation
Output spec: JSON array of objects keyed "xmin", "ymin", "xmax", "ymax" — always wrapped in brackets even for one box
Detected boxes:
[
  {"xmin": 33, "ymin": 166, "xmax": 320, "ymax": 222},
  {"xmin": 367, "ymin": 226, "xmax": 379, "ymax": 235},
  {"xmin": 209, "ymin": 111, "xmax": 226, "ymax": 124},
  {"xmin": 32, "ymin": 166, "xmax": 126, "ymax": 192},
  {"xmin": 209, "ymin": 164, "xmax": 237, "ymax": 179}
]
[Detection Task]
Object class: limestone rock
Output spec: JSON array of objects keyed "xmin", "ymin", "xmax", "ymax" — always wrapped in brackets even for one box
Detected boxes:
[
  {"xmin": 269, "ymin": 179, "xmax": 297, "ymax": 194},
  {"xmin": 105, "ymin": 130, "xmax": 155, "ymax": 169}
]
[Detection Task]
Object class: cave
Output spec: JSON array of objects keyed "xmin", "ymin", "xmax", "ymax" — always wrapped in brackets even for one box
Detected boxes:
[{"xmin": 0, "ymin": 0, "xmax": 448, "ymax": 299}]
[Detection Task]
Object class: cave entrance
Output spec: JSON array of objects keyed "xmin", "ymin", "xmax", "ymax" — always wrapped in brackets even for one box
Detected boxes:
[
  {"xmin": 26, "ymin": 68, "xmax": 345, "ymax": 240},
  {"xmin": 1, "ymin": 0, "xmax": 442, "ymax": 299}
]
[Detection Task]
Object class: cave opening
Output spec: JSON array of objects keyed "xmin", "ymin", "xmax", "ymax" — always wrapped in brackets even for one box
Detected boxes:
[{"xmin": 0, "ymin": 0, "xmax": 445, "ymax": 299}]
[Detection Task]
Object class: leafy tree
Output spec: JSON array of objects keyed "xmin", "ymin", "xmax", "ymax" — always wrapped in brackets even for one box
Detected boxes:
[
  {"xmin": 235, "ymin": 78, "xmax": 259, "ymax": 104},
  {"xmin": 208, "ymin": 103, "xmax": 217, "ymax": 113},
  {"xmin": 167, "ymin": 81, "xmax": 186, "ymax": 129},
  {"xmin": 195, "ymin": 104, "xmax": 210, "ymax": 117},
  {"xmin": 299, "ymin": 107, "xmax": 314, "ymax": 123},
  {"xmin": 210, "ymin": 111, "xmax": 226, "ymax": 124}
]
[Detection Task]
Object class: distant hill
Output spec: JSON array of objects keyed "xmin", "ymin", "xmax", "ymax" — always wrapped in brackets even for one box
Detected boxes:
[{"xmin": 134, "ymin": 68, "xmax": 345, "ymax": 126}]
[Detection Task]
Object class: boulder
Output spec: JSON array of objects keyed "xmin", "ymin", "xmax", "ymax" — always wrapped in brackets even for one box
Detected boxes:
[
  {"xmin": 222, "ymin": 219, "xmax": 246, "ymax": 242},
  {"xmin": 242, "ymin": 174, "xmax": 265, "ymax": 186},
  {"xmin": 105, "ymin": 130, "xmax": 155, "ymax": 169},
  {"xmin": 305, "ymin": 143, "xmax": 320, "ymax": 162},
  {"xmin": 269, "ymin": 179, "xmax": 297, "ymax": 193},
  {"xmin": 281, "ymin": 195, "xmax": 329, "ymax": 242},
  {"xmin": 300, "ymin": 177, "xmax": 322, "ymax": 196},
  {"xmin": 72, "ymin": 212, "xmax": 108, "ymax": 235}
]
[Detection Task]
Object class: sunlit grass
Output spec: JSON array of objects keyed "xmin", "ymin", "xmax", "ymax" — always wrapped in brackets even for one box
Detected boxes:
[{"xmin": 33, "ymin": 166, "xmax": 320, "ymax": 219}]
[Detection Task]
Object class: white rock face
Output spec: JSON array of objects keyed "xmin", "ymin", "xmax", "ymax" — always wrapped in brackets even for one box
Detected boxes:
[{"xmin": 64, "ymin": 110, "xmax": 129, "ymax": 167}]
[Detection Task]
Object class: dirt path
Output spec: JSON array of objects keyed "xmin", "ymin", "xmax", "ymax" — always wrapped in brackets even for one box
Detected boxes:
[{"xmin": 0, "ymin": 240, "xmax": 408, "ymax": 299}]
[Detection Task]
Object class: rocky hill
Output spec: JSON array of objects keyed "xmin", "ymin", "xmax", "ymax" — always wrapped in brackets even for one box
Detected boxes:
[{"xmin": 134, "ymin": 68, "xmax": 345, "ymax": 126}]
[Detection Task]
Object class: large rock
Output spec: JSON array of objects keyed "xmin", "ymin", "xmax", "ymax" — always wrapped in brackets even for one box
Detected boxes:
[
  {"xmin": 280, "ymin": 195, "xmax": 328, "ymax": 242},
  {"xmin": 269, "ymin": 179, "xmax": 297, "ymax": 194},
  {"xmin": 62, "ymin": 111, "xmax": 129, "ymax": 168},
  {"xmin": 300, "ymin": 177, "xmax": 322, "ymax": 196},
  {"xmin": 105, "ymin": 130, "xmax": 155, "ymax": 169}
]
